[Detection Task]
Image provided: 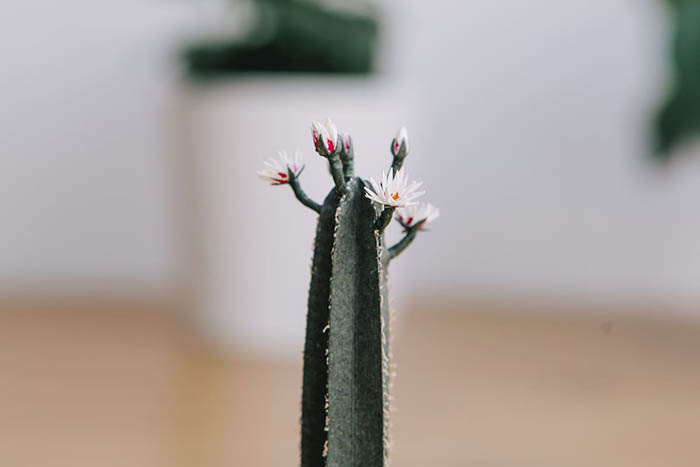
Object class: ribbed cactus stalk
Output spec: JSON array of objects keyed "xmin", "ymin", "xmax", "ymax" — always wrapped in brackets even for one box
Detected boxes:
[{"xmin": 258, "ymin": 120, "xmax": 438, "ymax": 467}]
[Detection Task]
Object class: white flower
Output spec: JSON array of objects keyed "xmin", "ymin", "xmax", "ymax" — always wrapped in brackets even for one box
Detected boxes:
[
  {"xmin": 391, "ymin": 126, "xmax": 409, "ymax": 157},
  {"xmin": 397, "ymin": 202, "xmax": 440, "ymax": 229},
  {"xmin": 364, "ymin": 168, "xmax": 425, "ymax": 208},
  {"xmin": 311, "ymin": 118, "xmax": 339, "ymax": 154},
  {"xmin": 257, "ymin": 150, "xmax": 304, "ymax": 184}
]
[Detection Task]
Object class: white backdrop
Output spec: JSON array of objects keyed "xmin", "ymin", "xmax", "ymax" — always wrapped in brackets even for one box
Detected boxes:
[{"xmin": 2, "ymin": 0, "xmax": 700, "ymax": 315}]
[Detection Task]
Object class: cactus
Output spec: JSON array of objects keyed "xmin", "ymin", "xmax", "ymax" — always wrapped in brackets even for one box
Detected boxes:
[{"xmin": 257, "ymin": 120, "xmax": 439, "ymax": 467}]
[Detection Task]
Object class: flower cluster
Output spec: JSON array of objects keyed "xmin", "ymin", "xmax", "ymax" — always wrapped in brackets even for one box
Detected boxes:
[
  {"xmin": 257, "ymin": 120, "xmax": 439, "ymax": 231},
  {"xmin": 256, "ymin": 150, "xmax": 304, "ymax": 184}
]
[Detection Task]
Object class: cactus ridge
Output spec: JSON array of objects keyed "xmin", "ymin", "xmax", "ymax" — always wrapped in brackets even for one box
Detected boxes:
[
  {"xmin": 301, "ymin": 187, "xmax": 341, "ymax": 467},
  {"xmin": 326, "ymin": 178, "xmax": 386, "ymax": 467},
  {"xmin": 379, "ymin": 247, "xmax": 392, "ymax": 465}
]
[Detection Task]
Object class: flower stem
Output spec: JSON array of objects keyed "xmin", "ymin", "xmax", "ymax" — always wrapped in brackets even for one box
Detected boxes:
[
  {"xmin": 376, "ymin": 206, "xmax": 395, "ymax": 234},
  {"xmin": 390, "ymin": 157, "xmax": 404, "ymax": 173},
  {"xmin": 328, "ymin": 153, "xmax": 347, "ymax": 195},
  {"xmin": 387, "ymin": 226, "xmax": 418, "ymax": 261},
  {"xmin": 340, "ymin": 138, "xmax": 354, "ymax": 180},
  {"xmin": 289, "ymin": 170, "xmax": 322, "ymax": 213},
  {"xmin": 340, "ymin": 151, "xmax": 354, "ymax": 180}
]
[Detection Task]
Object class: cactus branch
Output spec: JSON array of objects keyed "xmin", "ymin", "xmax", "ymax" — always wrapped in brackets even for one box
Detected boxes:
[
  {"xmin": 375, "ymin": 206, "xmax": 396, "ymax": 234},
  {"xmin": 288, "ymin": 168, "xmax": 322, "ymax": 213},
  {"xmin": 387, "ymin": 226, "xmax": 419, "ymax": 261},
  {"xmin": 340, "ymin": 136, "xmax": 355, "ymax": 180},
  {"xmin": 327, "ymin": 178, "xmax": 386, "ymax": 466},
  {"xmin": 328, "ymin": 153, "xmax": 347, "ymax": 195},
  {"xmin": 301, "ymin": 188, "xmax": 340, "ymax": 467}
]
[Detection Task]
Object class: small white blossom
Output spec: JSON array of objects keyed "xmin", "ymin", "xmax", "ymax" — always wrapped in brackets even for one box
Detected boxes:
[
  {"xmin": 257, "ymin": 150, "xmax": 304, "ymax": 184},
  {"xmin": 391, "ymin": 126, "xmax": 409, "ymax": 157},
  {"xmin": 397, "ymin": 202, "xmax": 440, "ymax": 229},
  {"xmin": 311, "ymin": 118, "xmax": 339, "ymax": 154},
  {"xmin": 364, "ymin": 168, "xmax": 425, "ymax": 208}
]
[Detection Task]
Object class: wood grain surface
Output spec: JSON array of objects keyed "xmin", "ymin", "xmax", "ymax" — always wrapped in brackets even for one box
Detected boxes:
[{"xmin": 1, "ymin": 300, "xmax": 699, "ymax": 467}]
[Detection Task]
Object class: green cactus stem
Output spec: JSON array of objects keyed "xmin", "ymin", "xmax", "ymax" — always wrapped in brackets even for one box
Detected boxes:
[
  {"xmin": 327, "ymin": 152, "xmax": 347, "ymax": 194},
  {"xmin": 387, "ymin": 225, "xmax": 419, "ymax": 261},
  {"xmin": 326, "ymin": 177, "xmax": 387, "ymax": 466},
  {"xmin": 375, "ymin": 206, "xmax": 396, "ymax": 235},
  {"xmin": 300, "ymin": 178, "xmax": 390, "ymax": 467},
  {"xmin": 339, "ymin": 136, "xmax": 355, "ymax": 180},
  {"xmin": 289, "ymin": 169, "xmax": 322, "ymax": 213},
  {"xmin": 301, "ymin": 187, "xmax": 341, "ymax": 467}
]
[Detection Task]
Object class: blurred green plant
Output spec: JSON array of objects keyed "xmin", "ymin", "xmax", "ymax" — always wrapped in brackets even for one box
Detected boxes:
[
  {"xmin": 185, "ymin": 0, "xmax": 378, "ymax": 77},
  {"xmin": 654, "ymin": 0, "xmax": 700, "ymax": 158}
]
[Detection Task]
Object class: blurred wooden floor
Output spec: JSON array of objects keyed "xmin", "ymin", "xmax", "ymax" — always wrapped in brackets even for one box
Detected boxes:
[{"xmin": 1, "ymin": 300, "xmax": 700, "ymax": 466}]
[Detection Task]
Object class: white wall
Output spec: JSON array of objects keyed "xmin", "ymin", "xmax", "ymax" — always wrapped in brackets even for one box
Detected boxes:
[
  {"xmin": 0, "ymin": 0, "xmax": 194, "ymax": 294},
  {"xmin": 389, "ymin": 0, "xmax": 700, "ymax": 308},
  {"xmin": 2, "ymin": 0, "xmax": 699, "ymax": 311}
]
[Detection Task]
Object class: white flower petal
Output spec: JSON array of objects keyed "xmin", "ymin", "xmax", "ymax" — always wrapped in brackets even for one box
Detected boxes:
[
  {"xmin": 257, "ymin": 150, "xmax": 304, "ymax": 184},
  {"xmin": 396, "ymin": 202, "xmax": 440, "ymax": 227},
  {"xmin": 363, "ymin": 168, "xmax": 425, "ymax": 207}
]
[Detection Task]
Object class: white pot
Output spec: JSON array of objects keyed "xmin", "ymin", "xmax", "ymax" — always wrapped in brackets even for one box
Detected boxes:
[{"xmin": 175, "ymin": 76, "xmax": 406, "ymax": 358}]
